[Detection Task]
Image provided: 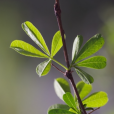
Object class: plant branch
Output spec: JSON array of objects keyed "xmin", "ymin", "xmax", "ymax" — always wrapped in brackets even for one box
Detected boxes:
[
  {"xmin": 51, "ymin": 63, "xmax": 64, "ymax": 74},
  {"xmin": 52, "ymin": 58, "xmax": 68, "ymax": 70},
  {"xmin": 88, "ymin": 107, "xmax": 100, "ymax": 114},
  {"xmin": 54, "ymin": 1, "xmax": 87, "ymax": 114}
]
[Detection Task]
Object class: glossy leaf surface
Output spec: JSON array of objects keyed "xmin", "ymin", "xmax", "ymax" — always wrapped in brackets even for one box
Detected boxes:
[
  {"xmin": 76, "ymin": 81, "xmax": 92, "ymax": 100},
  {"xmin": 48, "ymin": 104, "xmax": 70, "ymax": 111},
  {"xmin": 36, "ymin": 59, "xmax": 51, "ymax": 76},
  {"xmin": 54, "ymin": 78, "xmax": 71, "ymax": 100},
  {"xmin": 10, "ymin": 40, "xmax": 48, "ymax": 58},
  {"xmin": 63, "ymin": 92, "xmax": 77, "ymax": 111},
  {"xmin": 51, "ymin": 31, "xmax": 63, "ymax": 57},
  {"xmin": 76, "ymin": 56, "xmax": 106, "ymax": 69},
  {"xmin": 75, "ymin": 34, "xmax": 104, "ymax": 62},
  {"xmin": 83, "ymin": 91, "xmax": 108, "ymax": 107},
  {"xmin": 72, "ymin": 35, "xmax": 83, "ymax": 63},
  {"xmin": 75, "ymin": 68, "xmax": 94, "ymax": 84},
  {"xmin": 48, "ymin": 109, "xmax": 74, "ymax": 114},
  {"xmin": 22, "ymin": 21, "xmax": 50, "ymax": 55}
]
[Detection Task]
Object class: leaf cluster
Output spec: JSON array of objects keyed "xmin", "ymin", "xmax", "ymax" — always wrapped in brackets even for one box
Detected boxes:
[
  {"xmin": 10, "ymin": 21, "xmax": 106, "ymax": 84},
  {"xmin": 50, "ymin": 79, "xmax": 108, "ymax": 114}
]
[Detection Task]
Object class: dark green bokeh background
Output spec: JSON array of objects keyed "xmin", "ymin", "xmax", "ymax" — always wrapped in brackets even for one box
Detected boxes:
[{"xmin": 0, "ymin": 0, "xmax": 114, "ymax": 114}]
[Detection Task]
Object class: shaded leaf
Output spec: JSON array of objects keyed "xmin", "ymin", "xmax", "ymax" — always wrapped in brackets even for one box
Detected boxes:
[
  {"xmin": 51, "ymin": 31, "xmax": 63, "ymax": 57},
  {"xmin": 83, "ymin": 91, "xmax": 108, "ymax": 107},
  {"xmin": 36, "ymin": 59, "xmax": 51, "ymax": 76},
  {"xmin": 54, "ymin": 78, "xmax": 71, "ymax": 100},
  {"xmin": 75, "ymin": 34, "xmax": 104, "ymax": 62},
  {"xmin": 22, "ymin": 21, "xmax": 50, "ymax": 55},
  {"xmin": 63, "ymin": 92, "xmax": 77, "ymax": 111},
  {"xmin": 72, "ymin": 35, "xmax": 83, "ymax": 63},
  {"xmin": 75, "ymin": 68, "xmax": 94, "ymax": 84},
  {"xmin": 76, "ymin": 81, "xmax": 92, "ymax": 100},
  {"xmin": 10, "ymin": 40, "xmax": 48, "ymax": 58},
  {"xmin": 85, "ymin": 108, "xmax": 94, "ymax": 111},
  {"xmin": 76, "ymin": 56, "xmax": 106, "ymax": 69},
  {"xmin": 48, "ymin": 109, "xmax": 74, "ymax": 114},
  {"xmin": 48, "ymin": 104, "xmax": 70, "ymax": 111}
]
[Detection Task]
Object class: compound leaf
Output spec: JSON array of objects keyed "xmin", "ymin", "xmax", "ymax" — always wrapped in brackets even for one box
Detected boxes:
[
  {"xmin": 51, "ymin": 31, "xmax": 63, "ymax": 57},
  {"xmin": 63, "ymin": 92, "xmax": 77, "ymax": 111},
  {"xmin": 54, "ymin": 78, "xmax": 71, "ymax": 100},
  {"xmin": 48, "ymin": 109, "xmax": 74, "ymax": 114},
  {"xmin": 36, "ymin": 59, "xmax": 51, "ymax": 76},
  {"xmin": 83, "ymin": 91, "xmax": 108, "ymax": 107},
  {"xmin": 76, "ymin": 56, "xmax": 106, "ymax": 69},
  {"xmin": 76, "ymin": 81, "xmax": 92, "ymax": 100},
  {"xmin": 75, "ymin": 68, "xmax": 94, "ymax": 84},
  {"xmin": 72, "ymin": 35, "xmax": 83, "ymax": 63},
  {"xmin": 75, "ymin": 34, "xmax": 104, "ymax": 63},
  {"xmin": 22, "ymin": 21, "xmax": 50, "ymax": 56},
  {"xmin": 10, "ymin": 40, "xmax": 48, "ymax": 58}
]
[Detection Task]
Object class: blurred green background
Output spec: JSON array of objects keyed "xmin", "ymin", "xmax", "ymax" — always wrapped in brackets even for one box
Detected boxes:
[{"xmin": 0, "ymin": 0, "xmax": 114, "ymax": 114}]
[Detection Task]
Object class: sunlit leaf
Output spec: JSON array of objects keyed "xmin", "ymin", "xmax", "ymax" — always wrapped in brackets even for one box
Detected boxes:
[
  {"xmin": 36, "ymin": 59, "xmax": 51, "ymax": 76},
  {"xmin": 63, "ymin": 92, "xmax": 77, "ymax": 111},
  {"xmin": 75, "ymin": 67, "xmax": 94, "ymax": 84},
  {"xmin": 75, "ymin": 34, "xmax": 104, "ymax": 62},
  {"xmin": 22, "ymin": 21, "xmax": 50, "ymax": 55},
  {"xmin": 51, "ymin": 31, "xmax": 63, "ymax": 57},
  {"xmin": 10, "ymin": 40, "xmax": 48, "ymax": 58},
  {"xmin": 69, "ymin": 108, "xmax": 79, "ymax": 114},
  {"xmin": 83, "ymin": 91, "xmax": 108, "ymax": 107},
  {"xmin": 76, "ymin": 81, "xmax": 92, "ymax": 100},
  {"xmin": 72, "ymin": 35, "xmax": 83, "ymax": 63},
  {"xmin": 54, "ymin": 78, "xmax": 71, "ymax": 100},
  {"xmin": 48, "ymin": 109, "xmax": 74, "ymax": 114},
  {"xmin": 76, "ymin": 56, "xmax": 106, "ymax": 69}
]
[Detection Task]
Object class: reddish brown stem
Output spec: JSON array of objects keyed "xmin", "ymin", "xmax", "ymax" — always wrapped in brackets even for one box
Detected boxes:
[
  {"xmin": 88, "ymin": 107, "xmax": 100, "ymax": 114},
  {"xmin": 54, "ymin": 1, "xmax": 87, "ymax": 114}
]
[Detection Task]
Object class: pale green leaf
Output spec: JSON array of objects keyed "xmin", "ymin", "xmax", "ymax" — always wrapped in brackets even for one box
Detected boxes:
[
  {"xmin": 75, "ymin": 68, "xmax": 94, "ymax": 84},
  {"xmin": 22, "ymin": 21, "xmax": 50, "ymax": 55},
  {"xmin": 76, "ymin": 56, "xmax": 106, "ymax": 69},
  {"xmin": 48, "ymin": 104, "xmax": 70, "ymax": 111},
  {"xmin": 48, "ymin": 109, "xmax": 74, "ymax": 114},
  {"xmin": 76, "ymin": 81, "xmax": 92, "ymax": 100},
  {"xmin": 72, "ymin": 35, "xmax": 83, "ymax": 63},
  {"xmin": 10, "ymin": 40, "xmax": 48, "ymax": 58},
  {"xmin": 36, "ymin": 59, "xmax": 51, "ymax": 76},
  {"xmin": 51, "ymin": 31, "xmax": 63, "ymax": 57},
  {"xmin": 75, "ymin": 34, "xmax": 104, "ymax": 62},
  {"xmin": 54, "ymin": 78, "xmax": 71, "ymax": 100},
  {"xmin": 63, "ymin": 92, "xmax": 77, "ymax": 111},
  {"xmin": 83, "ymin": 91, "xmax": 108, "ymax": 107}
]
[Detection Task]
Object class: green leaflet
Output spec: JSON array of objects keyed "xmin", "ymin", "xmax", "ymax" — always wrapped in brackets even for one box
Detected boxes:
[
  {"xmin": 36, "ymin": 59, "xmax": 51, "ymax": 76},
  {"xmin": 63, "ymin": 92, "xmax": 77, "ymax": 111},
  {"xmin": 76, "ymin": 56, "xmax": 106, "ymax": 69},
  {"xmin": 72, "ymin": 35, "xmax": 83, "ymax": 63},
  {"xmin": 51, "ymin": 31, "xmax": 63, "ymax": 57},
  {"xmin": 48, "ymin": 109, "xmax": 74, "ymax": 114},
  {"xmin": 76, "ymin": 81, "xmax": 92, "ymax": 100},
  {"xmin": 22, "ymin": 21, "xmax": 50, "ymax": 56},
  {"xmin": 75, "ymin": 67, "xmax": 94, "ymax": 84},
  {"xmin": 10, "ymin": 40, "xmax": 48, "ymax": 58},
  {"xmin": 69, "ymin": 108, "xmax": 79, "ymax": 114},
  {"xmin": 75, "ymin": 34, "xmax": 104, "ymax": 63},
  {"xmin": 54, "ymin": 78, "xmax": 71, "ymax": 100},
  {"xmin": 83, "ymin": 91, "xmax": 108, "ymax": 107},
  {"xmin": 48, "ymin": 104, "xmax": 70, "ymax": 111}
]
